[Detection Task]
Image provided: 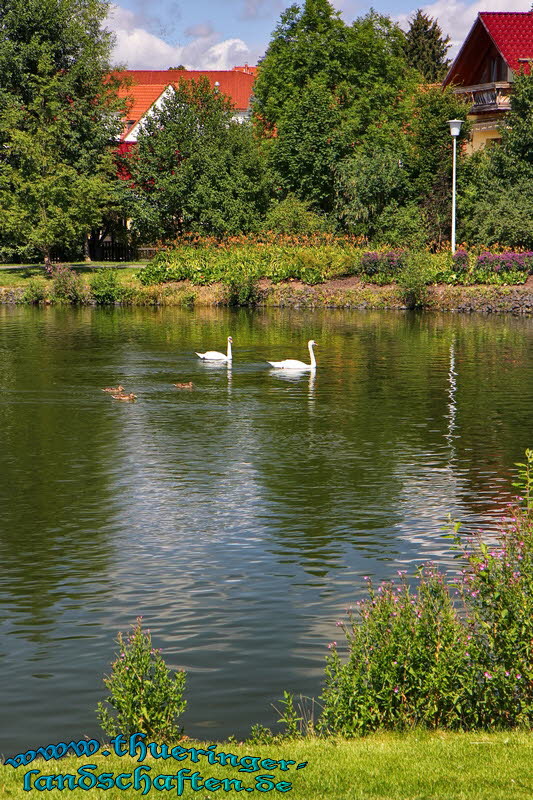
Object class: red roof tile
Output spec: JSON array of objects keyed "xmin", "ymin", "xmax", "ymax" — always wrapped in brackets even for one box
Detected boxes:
[
  {"xmin": 444, "ymin": 11, "xmax": 533, "ymax": 86},
  {"xmin": 479, "ymin": 12, "xmax": 533, "ymax": 73},
  {"xmin": 121, "ymin": 69, "xmax": 255, "ymax": 110}
]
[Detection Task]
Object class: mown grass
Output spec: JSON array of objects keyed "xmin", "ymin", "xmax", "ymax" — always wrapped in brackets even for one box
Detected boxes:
[
  {"xmin": 1, "ymin": 732, "xmax": 532, "ymax": 799},
  {"xmin": 0, "ymin": 265, "xmax": 144, "ymax": 288}
]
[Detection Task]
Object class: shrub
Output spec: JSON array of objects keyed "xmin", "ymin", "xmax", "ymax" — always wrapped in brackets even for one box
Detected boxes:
[
  {"xmin": 97, "ymin": 617, "xmax": 187, "ymax": 741},
  {"xmin": 397, "ymin": 252, "xmax": 438, "ymax": 309},
  {"xmin": 50, "ymin": 264, "xmax": 87, "ymax": 304},
  {"xmin": 360, "ymin": 251, "xmax": 406, "ymax": 278},
  {"xmin": 22, "ymin": 279, "xmax": 47, "ymax": 304},
  {"xmin": 319, "ymin": 450, "xmax": 533, "ymax": 734},
  {"xmin": 320, "ymin": 572, "xmax": 471, "ymax": 735},
  {"xmin": 452, "ymin": 249, "xmax": 470, "ymax": 273},
  {"xmin": 475, "ymin": 252, "xmax": 533, "ymax": 274},
  {"xmin": 90, "ymin": 269, "xmax": 124, "ymax": 304},
  {"xmin": 225, "ymin": 276, "xmax": 262, "ymax": 307},
  {"xmin": 265, "ymin": 195, "xmax": 329, "ymax": 234}
]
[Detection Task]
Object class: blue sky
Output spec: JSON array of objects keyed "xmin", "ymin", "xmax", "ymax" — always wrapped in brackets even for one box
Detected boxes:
[{"xmin": 107, "ymin": 0, "xmax": 532, "ymax": 70}]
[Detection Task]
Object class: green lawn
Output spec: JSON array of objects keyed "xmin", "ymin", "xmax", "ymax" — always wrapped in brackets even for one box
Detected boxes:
[
  {"xmin": 0, "ymin": 265, "xmax": 144, "ymax": 287},
  {"xmin": 2, "ymin": 732, "xmax": 532, "ymax": 799}
]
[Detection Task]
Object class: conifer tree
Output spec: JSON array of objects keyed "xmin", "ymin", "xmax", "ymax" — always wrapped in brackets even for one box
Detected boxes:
[{"xmin": 403, "ymin": 10, "xmax": 451, "ymax": 82}]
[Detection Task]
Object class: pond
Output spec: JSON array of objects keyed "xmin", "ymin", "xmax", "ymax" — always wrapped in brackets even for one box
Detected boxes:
[{"xmin": 1, "ymin": 305, "xmax": 532, "ymax": 754}]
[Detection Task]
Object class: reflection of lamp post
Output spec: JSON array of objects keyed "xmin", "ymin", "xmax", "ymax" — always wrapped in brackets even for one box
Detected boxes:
[{"xmin": 447, "ymin": 119, "xmax": 464, "ymax": 253}]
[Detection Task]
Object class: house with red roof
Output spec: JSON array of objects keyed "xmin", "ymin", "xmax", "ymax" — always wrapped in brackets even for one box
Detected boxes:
[
  {"xmin": 443, "ymin": 11, "xmax": 533, "ymax": 151},
  {"xmin": 118, "ymin": 68, "xmax": 256, "ymax": 144}
]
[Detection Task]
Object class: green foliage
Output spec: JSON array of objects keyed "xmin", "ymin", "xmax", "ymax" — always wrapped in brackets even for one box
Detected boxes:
[
  {"xmin": 277, "ymin": 692, "xmax": 303, "ymax": 739},
  {"xmin": 139, "ymin": 244, "xmax": 356, "ymax": 288},
  {"xmin": 128, "ymin": 79, "xmax": 270, "ymax": 241},
  {"xmin": 0, "ymin": 0, "xmax": 126, "ymax": 262},
  {"xmin": 335, "ymin": 149, "xmax": 409, "ymax": 235},
  {"xmin": 254, "ymin": 1, "xmax": 414, "ymax": 213},
  {"xmin": 407, "ymin": 87, "xmax": 470, "ymax": 247},
  {"xmin": 403, "ymin": 10, "xmax": 451, "ymax": 82},
  {"xmin": 460, "ymin": 74, "xmax": 533, "ymax": 250},
  {"xmin": 513, "ymin": 448, "xmax": 533, "ymax": 515},
  {"xmin": 373, "ymin": 202, "xmax": 430, "ymax": 250},
  {"xmin": 462, "ymin": 175, "xmax": 533, "ymax": 250},
  {"xmin": 22, "ymin": 278, "xmax": 47, "ymax": 304},
  {"xmin": 226, "ymin": 276, "xmax": 262, "ymax": 307},
  {"xmin": 265, "ymin": 195, "xmax": 329, "ymax": 234},
  {"xmin": 270, "ymin": 77, "xmax": 343, "ymax": 211},
  {"xmin": 319, "ymin": 453, "xmax": 533, "ymax": 734},
  {"xmin": 50, "ymin": 264, "xmax": 87, "ymax": 303},
  {"xmin": 90, "ymin": 269, "xmax": 124, "ymax": 304},
  {"xmin": 97, "ymin": 617, "xmax": 187, "ymax": 741},
  {"xmin": 397, "ymin": 251, "xmax": 438, "ymax": 308},
  {"xmin": 320, "ymin": 572, "xmax": 471, "ymax": 734}
]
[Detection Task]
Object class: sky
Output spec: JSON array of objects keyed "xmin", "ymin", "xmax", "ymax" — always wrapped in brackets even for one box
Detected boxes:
[{"xmin": 107, "ymin": 0, "xmax": 533, "ymax": 71}]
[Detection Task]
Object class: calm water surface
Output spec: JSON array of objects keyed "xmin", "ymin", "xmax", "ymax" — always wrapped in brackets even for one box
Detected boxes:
[{"xmin": 1, "ymin": 306, "xmax": 533, "ymax": 754}]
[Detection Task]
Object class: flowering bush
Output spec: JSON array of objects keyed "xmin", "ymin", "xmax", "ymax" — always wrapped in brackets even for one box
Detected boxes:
[
  {"xmin": 360, "ymin": 251, "xmax": 406, "ymax": 277},
  {"xmin": 452, "ymin": 249, "xmax": 470, "ymax": 273},
  {"xmin": 319, "ymin": 451, "xmax": 533, "ymax": 734},
  {"xmin": 97, "ymin": 618, "xmax": 187, "ymax": 741},
  {"xmin": 49, "ymin": 264, "xmax": 87, "ymax": 303},
  {"xmin": 476, "ymin": 252, "xmax": 533, "ymax": 273}
]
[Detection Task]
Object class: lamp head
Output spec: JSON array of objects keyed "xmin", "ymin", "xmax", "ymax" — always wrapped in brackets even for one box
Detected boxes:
[{"xmin": 447, "ymin": 119, "xmax": 464, "ymax": 138}]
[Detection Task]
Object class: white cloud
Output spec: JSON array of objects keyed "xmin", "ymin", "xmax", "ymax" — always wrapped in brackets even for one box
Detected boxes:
[
  {"xmin": 107, "ymin": 4, "xmax": 253, "ymax": 69},
  {"xmin": 397, "ymin": 0, "xmax": 532, "ymax": 58}
]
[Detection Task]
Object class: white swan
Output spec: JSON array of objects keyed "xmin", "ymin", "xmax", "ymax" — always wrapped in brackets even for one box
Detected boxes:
[
  {"xmin": 196, "ymin": 336, "xmax": 233, "ymax": 362},
  {"xmin": 267, "ymin": 340, "xmax": 317, "ymax": 370}
]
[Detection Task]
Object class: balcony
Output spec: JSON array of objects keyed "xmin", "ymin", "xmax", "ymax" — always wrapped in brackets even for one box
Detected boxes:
[{"xmin": 453, "ymin": 82, "xmax": 512, "ymax": 114}]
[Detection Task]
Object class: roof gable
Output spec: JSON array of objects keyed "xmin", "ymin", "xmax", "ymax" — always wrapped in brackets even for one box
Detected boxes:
[
  {"xmin": 480, "ymin": 12, "xmax": 533, "ymax": 74},
  {"xmin": 444, "ymin": 11, "xmax": 533, "ymax": 87}
]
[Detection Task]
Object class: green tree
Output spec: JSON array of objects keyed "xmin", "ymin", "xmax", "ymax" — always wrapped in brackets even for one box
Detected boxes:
[
  {"xmin": 460, "ymin": 73, "xmax": 533, "ymax": 248},
  {"xmin": 128, "ymin": 78, "xmax": 271, "ymax": 240},
  {"xmin": 334, "ymin": 85, "xmax": 468, "ymax": 246},
  {"xmin": 0, "ymin": 0, "xmax": 125, "ymax": 264},
  {"xmin": 403, "ymin": 10, "xmax": 451, "ymax": 83},
  {"xmin": 254, "ymin": 1, "xmax": 414, "ymax": 214}
]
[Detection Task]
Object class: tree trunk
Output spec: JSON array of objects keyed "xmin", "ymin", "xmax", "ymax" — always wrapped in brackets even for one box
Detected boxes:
[{"xmin": 84, "ymin": 232, "xmax": 92, "ymax": 262}]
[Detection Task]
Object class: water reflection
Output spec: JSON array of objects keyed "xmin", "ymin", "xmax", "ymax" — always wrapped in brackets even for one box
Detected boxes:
[{"xmin": 0, "ymin": 306, "xmax": 532, "ymax": 752}]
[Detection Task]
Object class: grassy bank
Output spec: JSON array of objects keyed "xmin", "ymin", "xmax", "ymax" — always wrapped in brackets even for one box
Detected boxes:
[
  {"xmin": 2, "ymin": 731, "xmax": 532, "ymax": 799},
  {"xmin": 1, "ymin": 245, "xmax": 533, "ymax": 312},
  {"xmin": 1, "ymin": 269, "xmax": 533, "ymax": 313}
]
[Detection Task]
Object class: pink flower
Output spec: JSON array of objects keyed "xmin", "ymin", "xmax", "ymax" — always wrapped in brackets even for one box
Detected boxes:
[
  {"xmin": 393, "ymin": 687, "xmax": 399, "ymax": 694},
  {"xmin": 484, "ymin": 672, "xmax": 492, "ymax": 679}
]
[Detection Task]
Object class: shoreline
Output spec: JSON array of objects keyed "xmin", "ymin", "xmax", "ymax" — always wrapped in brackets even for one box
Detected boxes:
[{"xmin": 2, "ymin": 276, "xmax": 533, "ymax": 313}]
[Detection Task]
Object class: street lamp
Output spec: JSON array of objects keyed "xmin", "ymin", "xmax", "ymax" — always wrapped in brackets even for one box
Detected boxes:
[{"xmin": 447, "ymin": 119, "xmax": 464, "ymax": 253}]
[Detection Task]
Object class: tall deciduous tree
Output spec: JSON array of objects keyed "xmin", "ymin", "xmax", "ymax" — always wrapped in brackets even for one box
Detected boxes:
[
  {"xmin": 253, "ymin": 0, "xmax": 414, "ymax": 213},
  {"xmin": 128, "ymin": 78, "xmax": 270, "ymax": 240},
  {"xmin": 403, "ymin": 10, "xmax": 451, "ymax": 83},
  {"xmin": 0, "ymin": 0, "xmax": 125, "ymax": 264}
]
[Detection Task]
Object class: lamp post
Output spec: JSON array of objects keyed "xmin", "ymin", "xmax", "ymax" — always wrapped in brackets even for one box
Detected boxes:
[{"xmin": 447, "ymin": 119, "xmax": 464, "ymax": 253}]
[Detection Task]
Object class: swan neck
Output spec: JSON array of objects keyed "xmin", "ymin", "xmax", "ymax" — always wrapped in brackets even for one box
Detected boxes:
[
  {"xmin": 227, "ymin": 340, "xmax": 232, "ymax": 360},
  {"xmin": 309, "ymin": 341, "xmax": 316, "ymax": 368}
]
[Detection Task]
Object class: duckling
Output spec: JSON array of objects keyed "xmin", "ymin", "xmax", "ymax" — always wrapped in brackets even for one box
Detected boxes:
[
  {"xmin": 111, "ymin": 393, "xmax": 137, "ymax": 401},
  {"xmin": 102, "ymin": 385, "xmax": 124, "ymax": 393},
  {"xmin": 173, "ymin": 382, "xmax": 193, "ymax": 389}
]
